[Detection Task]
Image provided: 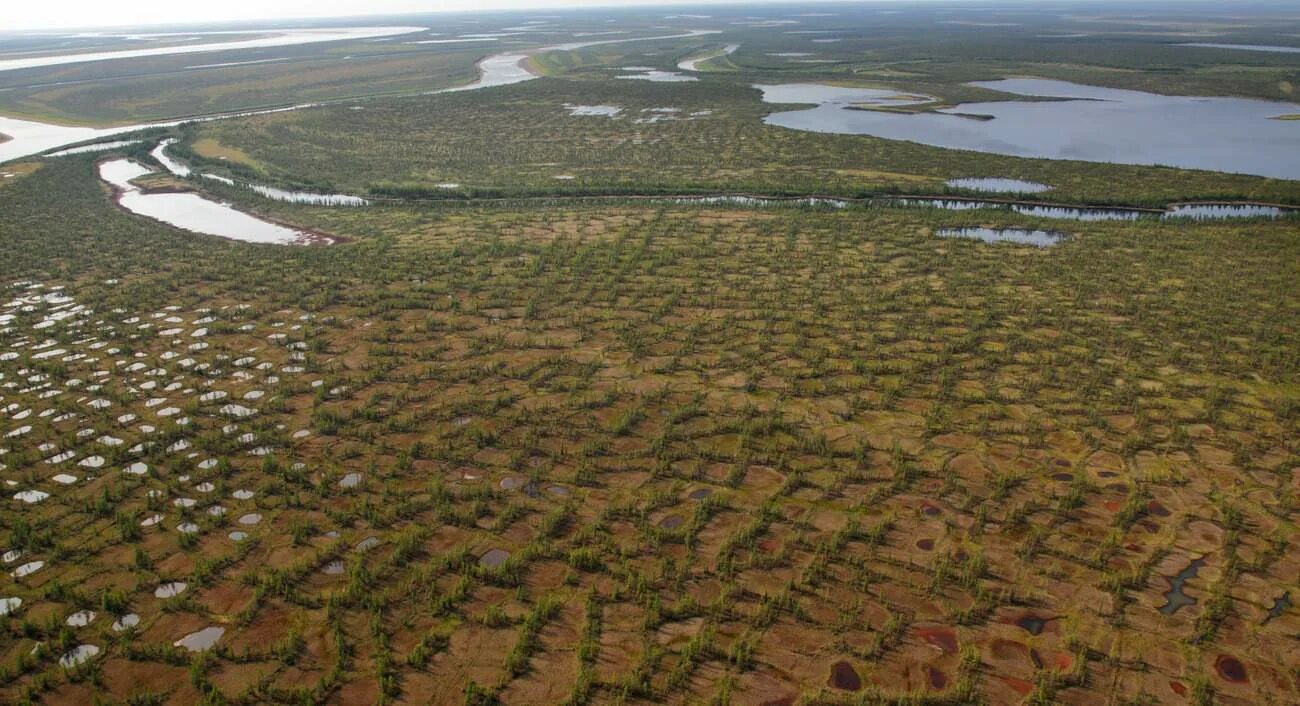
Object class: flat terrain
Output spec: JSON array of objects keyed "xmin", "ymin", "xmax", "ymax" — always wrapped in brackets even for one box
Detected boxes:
[
  {"xmin": 188, "ymin": 76, "xmax": 1299, "ymax": 205},
  {"xmin": 1, "ymin": 154, "xmax": 1297, "ymax": 705},
  {"xmin": 0, "ymin": 3, "xmax": 1298, "ymax": 706}
]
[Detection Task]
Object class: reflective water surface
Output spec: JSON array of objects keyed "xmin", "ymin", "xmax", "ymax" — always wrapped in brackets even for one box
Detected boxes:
[
  {"xmin": 937, "ymin": 227, "xmax": 1066, "ymax": 247},
  {"xmin": 0, "ymin": 27, "xmax": 424, "ymax": 74},
  {"xmin": 98, "ymin": 159, "xmax": 313, "ymax": 245},
  {"xmin": 1180, "ymin": 43, "xmax": 1300, "ymax": 54},
  {"xmin": 946, "ymin": 177, "xmax": 1051, "ymax": 193},
  {"xmin": 443, "ymin": 29, "xmax": 720, "ymax": 92},
  {"xmin": 762, "ymin": 79, "xmax": 1300, "ymax": 179},
  {"xmin": 678, "ymin": 44, "xmax": 739, "ymax": 71}
]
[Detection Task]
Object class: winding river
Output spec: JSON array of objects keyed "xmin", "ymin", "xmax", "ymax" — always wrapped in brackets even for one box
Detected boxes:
[
  {"xmin": 438, "ymin": 29, "xmax": 720, "ymax": 92},
  {"xmin": 98, "ymin": 158, "xmax": 319, "ymax": 245},
  {"xmin": 0, "ymin": 28, "xmax": 719, "ymax": 162},
  {"xmin": 0, "ymin": 27, "xmax": 424, "ymax": 73}
]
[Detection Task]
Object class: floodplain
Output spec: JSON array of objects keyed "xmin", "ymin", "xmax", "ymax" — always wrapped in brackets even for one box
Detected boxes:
[{"xmin": 0, "ymin": 3, "xmax": 1297, "ymax": 705}]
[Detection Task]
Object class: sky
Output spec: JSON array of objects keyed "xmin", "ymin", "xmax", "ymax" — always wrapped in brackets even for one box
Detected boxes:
[{"xmin": 7, "ymin": 0, "xmax": 771, "ymax": 31}]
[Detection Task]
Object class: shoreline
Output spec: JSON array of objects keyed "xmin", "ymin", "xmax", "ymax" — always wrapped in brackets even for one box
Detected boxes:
[{"xmin": 96, "ymin": 156, "xmax": 344, "ymax": 247}]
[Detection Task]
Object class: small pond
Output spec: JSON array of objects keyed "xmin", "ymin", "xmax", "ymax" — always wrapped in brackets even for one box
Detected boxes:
[
  {"xmin": 154, "ymin": 581, "xmax": 187, "ymax": 599},
  {"xmin": 896, "ymin": 197, "xmax": 1292, "ymax": 222},
  {"xmin": 480, "ymin": 548, "xmax": 510, "ymax": 568},
  {"xmin": 1159, "ymin": 557, "xmax": 1205, "ymax": 615},
  {"xmin": 174, "ymin": 626, "xmax": 225, "ymax": 652},
  {"xmin": 946, "ymin": 177, "xmax": 1051, "ymax": 193},
  {"xmin": 1162, "ymin": 203, "xmax": 1288, "ymax": 220},
  {"xmin": 619, "ymin": 69, "xmax": 697, "ymax": 82},
  {"xmin": 58, "ymin": 644, "xmax": 99, "ymax": 668},
  {"xmin": 937, "ymin": 227, "xmax": 1066, "ymax": 247}
]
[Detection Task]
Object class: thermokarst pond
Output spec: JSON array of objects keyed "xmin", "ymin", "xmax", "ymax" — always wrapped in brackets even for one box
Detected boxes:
[
  {"xmin": 896, "ymin": 198, "xmax": 1293, "ymax": 222},
  {"xmin": 945, "ymin": 177, "xmax": 1051, "ymax": 193},
  {"xmin": 0, "ymin": 7, "xmax": 1298, "ymax": 706},
  {"xmin": 936, "ymin": 227, "xmax": 1066, "ymax": 247},
  {"xmin": 1159, "ymin": 557, "xmax": 1206, "ymax": 615}
]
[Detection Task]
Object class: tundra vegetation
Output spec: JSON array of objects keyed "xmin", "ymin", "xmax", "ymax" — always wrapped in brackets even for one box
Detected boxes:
[{"xmin": 0, "ymin": 3, "xmax": 1297, "ymax": 705}]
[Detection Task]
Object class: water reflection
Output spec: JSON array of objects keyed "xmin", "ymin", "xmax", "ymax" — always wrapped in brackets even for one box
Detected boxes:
[
  {"xmin": 151, "ymin": 139, "xmax": 368, "ymax": 205},
  {"xmin": 1180, "ymin": 43, "xmax": 1300, "ymax": 54},
  {"xmin": 244, "ymin": 182, "xmax": 368, "ymax": 206},
  {"xmin": 895, "ymin": 197, "xmax": 1291, "ymax": 222},
  {"xmin": 97, "ymin": 159, "xmax": 317, "ymax": 245},
  {"xmin": 897, "ymin": 198, "xmax": 1146, "ymax": 221},
  {"xmin": 0, "ymin": 27, "xmax": 424, "ymax": 74},
  {"xmin": 151, "ymin": 139, "xmax": 190, "ymax": 177},
  {"xmin": 618, "ymin": 69, "xmax": 697, "ymax": 82},
  {"xmin": 946, "ymin": 177, "xmax": 1051, "ymax": 193},
  {"xmin": 761, "ymin": 78, "xmax": 1300, "ymax": 179},
  {"xmin": 937, "ymin": 227, "xmax": 1065, "ymax": 247},
  {"xmin": 678, "ymin": 44, "xmax": 739, "ymax": 71},
  {"xmin": 442, "ymin": 29, "xmax": 720, "ymax": 92},
  {"xmin": 46, "ymin": 139, "xmax": 145, "ymax": 157},
  {"xmin": 1162, "ymin": 203, "xmax": 1287, "ymax": 220}
]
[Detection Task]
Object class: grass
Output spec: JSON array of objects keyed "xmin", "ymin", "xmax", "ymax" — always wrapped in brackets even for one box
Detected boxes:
[
  {"xmin": 183, "ymin": 76, "xmax": 1299, "ymax": 206},
  {"xmin": 0, "ymin": 48, "xmax": 488, "ymax": 125},
  {"xmin": 0, "ymin": 4, "xmax": 1297, "ymax": 703},
  {"xmin": 0, "ymin": 155, "xmax": 1294, "ymax": 703},
  {"xmin": 189, "ymin": 138, "xmax": 261, "ymax": 170},
  {"xmin": 0, "ymin": 161, "xmax": 40, "ymax": 185}
]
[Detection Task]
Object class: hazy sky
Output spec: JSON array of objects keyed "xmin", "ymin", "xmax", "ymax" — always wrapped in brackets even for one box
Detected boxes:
[{"xmin": 9, "ymin": 0, "xmax": 771, "ymax": 31}]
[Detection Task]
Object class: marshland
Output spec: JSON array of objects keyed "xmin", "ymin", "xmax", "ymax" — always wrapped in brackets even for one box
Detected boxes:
[{"xmin": 0, "ymin": 2, "xmax": 1297, "ymax": 705}]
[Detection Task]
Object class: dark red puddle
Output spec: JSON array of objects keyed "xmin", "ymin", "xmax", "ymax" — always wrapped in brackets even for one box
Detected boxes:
[
  {"xmin": 659, "ymin": 514, "xmax": 683, "ymax": 530},
  {"xmin": 1215, "ymin": 655, "xmax": 1248, "ymax": 683},
  {"xmin": 926, "ymin": 666, "xmax": 947, "ymax": 690},
  {"xmin": 828, "ymin": 660, "xmax": 862, "ymax": 691},
  {"xmin": 915, "ymin": 625, "xmax": 958, "ymax": 654}
]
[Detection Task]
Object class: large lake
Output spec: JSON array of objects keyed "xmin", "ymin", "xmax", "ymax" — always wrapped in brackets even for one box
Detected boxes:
[{"xmin": 761, "ymin": 79, "xmax": 1300, "ymax": 180}]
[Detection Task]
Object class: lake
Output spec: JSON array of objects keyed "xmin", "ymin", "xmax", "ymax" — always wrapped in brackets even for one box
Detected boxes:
[
  {"xmin": 761, "ymin": 78, "xmax": 1300, "ymax": 180},
  {"xmin": 937, "ymin": 227, "xmax": 1066, "ymax": 247},
  {"xmin": 98, "ymin": 159, "xmax": 317, "ymax": 245}
]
